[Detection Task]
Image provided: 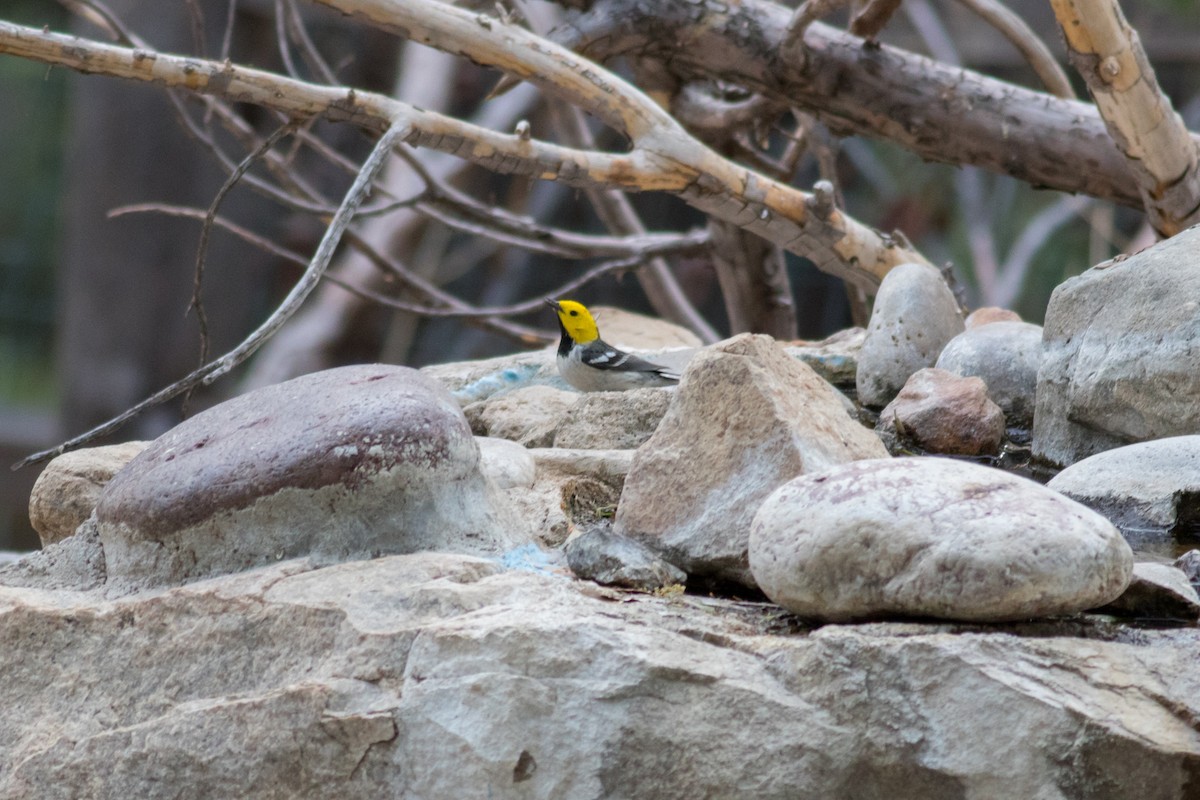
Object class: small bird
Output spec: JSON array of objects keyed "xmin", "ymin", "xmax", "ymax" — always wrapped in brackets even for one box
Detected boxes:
[{"xmin": 545, "ymin": 299, "xmax": 680, "ymax": 392}]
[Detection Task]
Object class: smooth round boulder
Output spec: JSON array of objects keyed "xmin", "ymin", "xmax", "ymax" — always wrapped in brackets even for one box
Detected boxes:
[
  {"xmin": 936, "ymin": 320, "xmax": 1043, "ymax": 425},
  {"xmin": 749, "ymin": 458, "xmax": 1133, "ymax": 622},
  {"xmin": 96, "ymin": 365, "xmax": 521, "ymax": 591}
]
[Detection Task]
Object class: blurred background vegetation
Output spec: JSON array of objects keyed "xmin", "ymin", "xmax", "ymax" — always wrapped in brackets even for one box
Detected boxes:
[{"xmin": 0, "ymin": 0, "xmax": 1197, "ymax": 550}]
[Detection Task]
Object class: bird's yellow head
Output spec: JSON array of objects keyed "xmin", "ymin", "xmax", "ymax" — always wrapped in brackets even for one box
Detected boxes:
[{"xmin": 546, "ymin": 299, "xmax": 600, "ymax": 344}]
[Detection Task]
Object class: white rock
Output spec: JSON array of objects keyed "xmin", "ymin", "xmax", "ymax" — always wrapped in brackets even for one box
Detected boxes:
[
  {"xmin": 616, "ymin": 334, "xmax": 888, "ymax": 586},
  {"xmin": 476, "ymin": 436, "xmax": 536, "ymax": 490},
  {"xmin": 750, "ymin": 457, "xmax": 1133, "ymax": 622},
  {"xmin": 856, "ymin": 262, "xmax": 964, "ymax": 407}
]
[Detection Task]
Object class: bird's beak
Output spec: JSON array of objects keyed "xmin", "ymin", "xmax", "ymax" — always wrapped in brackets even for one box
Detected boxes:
[{"xmin": 544, "ymin": 298, "xmax": 561, "ymax": 311}]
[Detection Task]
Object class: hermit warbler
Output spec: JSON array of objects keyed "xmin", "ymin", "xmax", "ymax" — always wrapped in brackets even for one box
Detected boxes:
[{"xmin": 545, "ymin": 299, "xmax": 680, "ymax": 392}]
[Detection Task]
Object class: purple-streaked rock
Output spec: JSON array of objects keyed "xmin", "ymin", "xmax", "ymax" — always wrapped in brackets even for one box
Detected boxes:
[
  {"xmin": 876, "ymin": 368, "xmax": 1005, "ymax": 456},
  {"xmin": 94, "ymin": 365, "xmax": 522, "ymax": 592},
  {"xmin": 750, "ymin": 457, "xmax": 1133, "ymax": 622}
]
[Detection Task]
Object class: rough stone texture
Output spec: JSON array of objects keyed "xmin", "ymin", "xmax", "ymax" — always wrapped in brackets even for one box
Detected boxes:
[
  {"xmin": 1046, "ymin": 436, "xmax": 1200, "ymax": 556},
  {"xmin": 784, "ymin": 327, "xmax": 865, "ymax": 387},
  {"xmin": 564, "ymin": 523, "xmax": 687, "ymax": 591},
  {"xmin": 1033, "ymin": 227, "xmax": 1200, "ymax": 467},
  {"xmin": 0, "ymin": 517, "xmax": 106, "ymax": 591},
  {"xmin": 464, "ymin": 385, "xmax": 578, "ymax": 448},
  {"xmin": 553, "ymin": 387, "xmax": 673, "ymax": 450},
  {"xmin": 750, "ymin": 457, "xmax": 1133, "ymax": 622},
  {"xmin": 1100, "ymin": 562, "xmax": 1200, "ymax": 621},
  {"xmin": 420, "ymin": 348, "xmax": 562, "ymax": 405},
  {"xmin": 0, "ymin": 553, "xmax": 1198, "ymax": 798},
  {"xmin": 1176, "ymin": 549, "xmax": 1200, "ymax": 589},
  {"xmin": 936, "ymin": 320, "xmax": 1043, "ymax": 425},
  {"xmin": 501, "ymin": 449, "xmax": 635, "ymax": 548},
  {"xmin": 475, "ymin": 437, "xmax": 535, "ymax": 491},
  {"xmin": 856, "ymin": 263, "xmax": 965, "ymax": 408},
  {"xmin": 616, "ymin": 334, "xmax": 889, "ymax": 586},
  {"xmin": 95, "ymin": 365, "xmax": 522, "ymax": 592},
  {"xmin": 28, "ymin": 441, "xmax": 149, "ymax": 546},
  {"xmin": 965, "ymin": 306, "xmax": 1021, "ymax": 329},
  {"xmin": 875, "ymin": 368, "xmax": 1005, "ymax": 456}
]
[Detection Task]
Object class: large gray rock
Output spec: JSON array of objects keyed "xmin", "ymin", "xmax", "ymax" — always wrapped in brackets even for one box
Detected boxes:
[
  {"xmin": 94, "ymin": 365, "xmax": 522, "ymax": 592},
  {"xmin": 936, "ymin": 320, "xmax": 1043, "ymax": 425},
  {"xmin": 750, "ymin": 457, "xmax": 1133, "ymax": 622},
  {"xmin": 616, "ymin": 334, "xmax": 888, "ymax": 586},
  {"xmin": 0, "ymin": 553, "xmax": 1198, "ymax": 797},
  {"xmin": 1034, "ymin": 228, "xmax": 1200, "ymax": 466},
  {"xmin": 1047, "ymin": 436, "xmax": 1200, "ymax": 556},
  {"xmin": 28, "ymin": 442, "xmax": 149, "ymax": 546},
  {"xmin": 856, "ymin": 262, "xmax": 964, "ymax": 407}
]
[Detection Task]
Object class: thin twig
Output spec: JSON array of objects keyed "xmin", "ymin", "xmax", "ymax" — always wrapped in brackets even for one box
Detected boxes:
[{"xmin": 13, "ymin": 123, "xmax": 408, "ymax": 471}]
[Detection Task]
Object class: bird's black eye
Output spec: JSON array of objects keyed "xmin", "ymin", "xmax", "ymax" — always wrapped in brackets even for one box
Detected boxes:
[{"xmin": 569, "ymin": 310, "xmax": 578, "ymax": 316}]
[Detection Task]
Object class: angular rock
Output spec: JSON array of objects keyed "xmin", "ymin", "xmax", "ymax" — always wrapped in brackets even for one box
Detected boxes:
[
  {"xmin": 1034, "ymin": 227, "xmax": 1200, "ymax": 466},
  {"xmin": 1046, "ymin": 436, "xmax": 1200, "ymax": 556},
  {"xmin": 1100, "ymin": 562, "xmax": 1200, "ymax": 621},
  {"xmin": 553, "ymin": 387, "xmax": 673, "ymax": 450},
  {"xmin": 0, "ymin": 517, "xmax": 106, "ymax": 591},
  {"xmin": 936, "ymin": 320, "xmax": 1043, "ymax": 425},
  {"xmin": 749, "ymin": 457, "xmax": 1133, "ymax": 622},
  {"xmin": 28, "ymin": 441, "xmax": 149, "ymax": 546},
  {"xmin": 95, "ymin": 365, "xmax": 522, "ymax": 592},
  {"xmin": 564, "ymin": 523, "xmax": 686, "ymax": 591},
  {"xmin": 0, "ymin": 553, "xmax": 1199, "ymax": 797},
  {"xmin": 465, "ymin": 385, "xmax": 577, "ymax": 448},
  {"xmin": 616, "ymin": 334, "xmax": 889, "ymax": 586},
  {"xmin": 876, "ymin": 368, "xmax": 1005, "ymax": 456},
  {"xmin": 856, "ymin": 262, "xmax": 964, "ymax": 407},
  {"xmin": 1175, "ymin": 549, "xmax": 1200, "ymax": 588}
]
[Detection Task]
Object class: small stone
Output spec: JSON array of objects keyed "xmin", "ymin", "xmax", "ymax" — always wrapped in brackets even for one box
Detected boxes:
[
  {"xmin": 1099, "ymin": 563, "xmax": 1200, "ymax": 621},
  {"xmin": 28, "ymin": 442, "xmax": 149, "ymax": 546},
  {"xmin": 965, "ymin": 307, "xmax": 1021, "ymax": 329},
  {"xmin": 565, "ymin": 523, "xmax": 687, "ymax": 591},
  {"xmin": 856, "ymin": 263, "xmax": 964, "ymax": 407},
  {"xmin": 616, "ymin": 334, "xmax": 888, "ymax": 587},
  {"xmin": 936, "ymin": 320, "xmax": 1042, "ymax": 426},
  {"xmin": 1175, "ymin": 549, "xmax": 1200, "ymax": 586},
  {"xmin": 476, "ymin": 437, "xmax": 535, "ymax": 490},
  {"xmin": 749, "ymin": 457, "xmax": 1133, "ymax": 622},
  {"xmin": 876, "ymin": 368, "xmax": 1004, "ymax": 456}
]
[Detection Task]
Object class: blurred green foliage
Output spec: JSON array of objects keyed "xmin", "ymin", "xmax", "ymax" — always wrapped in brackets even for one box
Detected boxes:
[{"xmin": 0, "ymin": 2, "xmax": 69, "ymax": 407}]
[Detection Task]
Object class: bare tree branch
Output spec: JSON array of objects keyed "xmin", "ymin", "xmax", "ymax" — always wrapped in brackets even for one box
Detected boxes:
[
  {"xmin": 1050, "ymin": 0, "xmax": 1200, "ymax": 235},
  {"xmin": 0, "ymin": 17, "xmax": 930, "ymax": 290},
  {"xmin": 12, "ymin": 123, "xmax": 409, "ymax": 470}
]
